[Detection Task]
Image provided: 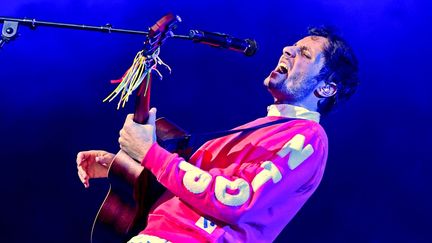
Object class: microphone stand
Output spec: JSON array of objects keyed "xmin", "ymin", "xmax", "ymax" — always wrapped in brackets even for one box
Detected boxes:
[
  {"xmin": 0, "ymin": 16, "xmax": 191, "ymax": 49},
  {"xmin": 1, "ymin": 16, "xmax": 258, "ymax": 56},
  {"xmin": 1, "ymin": 19, "xmax": 19, "ymax": 48}
]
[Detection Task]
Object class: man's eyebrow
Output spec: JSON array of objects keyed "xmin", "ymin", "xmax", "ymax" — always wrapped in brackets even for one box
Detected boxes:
[
  {"xmin": 294, "ymin": 43, "xmax": 311, "ymax": 51},
  {"xmin": 299, "ymin": 45, "xmax": 311, "ymax": 52}
]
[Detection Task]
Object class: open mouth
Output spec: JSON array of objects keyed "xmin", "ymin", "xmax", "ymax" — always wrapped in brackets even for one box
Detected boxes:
[{"xmin": 276, "ymin": 63, "xmax": 288, "ymax": 74}]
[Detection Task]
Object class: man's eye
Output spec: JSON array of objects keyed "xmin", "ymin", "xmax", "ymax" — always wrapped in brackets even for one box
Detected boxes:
[{"xmin": 302, "ymin": 50, "xmax": 311, "ymax": 59}]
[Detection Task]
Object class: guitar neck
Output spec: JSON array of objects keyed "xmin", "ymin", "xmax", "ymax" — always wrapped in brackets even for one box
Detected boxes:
[{"xmin": 133, "ymin": 74, "xmax": 152, "ymax": 125}]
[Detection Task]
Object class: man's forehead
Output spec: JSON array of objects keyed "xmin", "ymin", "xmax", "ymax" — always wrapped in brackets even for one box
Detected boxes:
[{"xmin": 294, "ymin": 36, "xmax": 328, "ymax": 49}]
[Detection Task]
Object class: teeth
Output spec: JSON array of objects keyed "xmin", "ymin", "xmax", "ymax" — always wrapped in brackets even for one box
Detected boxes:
[{"xmin": 277, "ymin": 63, "xmax": 288, "ymax": 74}]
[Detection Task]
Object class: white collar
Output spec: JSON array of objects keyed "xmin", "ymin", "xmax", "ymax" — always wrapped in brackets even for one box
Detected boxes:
[{"xmin": 267, "ymin": 104, "xmax": 320, "ymax": 122}]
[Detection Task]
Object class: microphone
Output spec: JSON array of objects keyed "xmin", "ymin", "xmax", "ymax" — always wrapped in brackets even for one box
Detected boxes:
[{"xmin": 189, "ymin": 29, "xmax": 258, "ymax": 56}]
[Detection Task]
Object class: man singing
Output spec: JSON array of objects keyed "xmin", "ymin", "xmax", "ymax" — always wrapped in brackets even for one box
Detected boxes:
[{"xmin": 77, "ymin": 26, "xmax": 358, "ymax": 242}]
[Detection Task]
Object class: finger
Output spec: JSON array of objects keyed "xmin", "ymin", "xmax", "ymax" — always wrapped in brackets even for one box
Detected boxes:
[
  {"xmin": 125, "ymin": 114, "xmax": 134, "ymax": 124},
  {"xmin": 77, "ymin": 158, "xmax": 88, "ymax": 172},
  {"xmin": 78, "ymin": 169, "xmax": 90, "ymax": 188},
  {"xmin": 78, "ymin": 174, "xmax": 86, "ymax": 186},
  {"xmin": 148, "ymin": 107, "xmax": 157, "ymax": 126},
  {"xmin": 103, "ymin": 152, "xmax": 115, "ymax": 160},
  {"xmin": 77, "ymin": 168, "xmax": 88, "ymax": 184},
  {"xmin": 96, "ymin": 156, "xmax": 109, "ymax": 167},
  {"xmin": 80, "ymin": 175, "xmax": 89, "ymax": 188},
  {"xmin": 77, "ymin": 166, "xmax": 88, "ymax": 179},
  {"xmin": 77, "ymin": 156, "xmax": 85, "ymax": 169},
  {"xmin": 76, "ymin": 152, "xmax": 85, "ymax": 165},
  {"xmin": 118, "ymin": 136, "xmax": 123, "ymax": 147}
]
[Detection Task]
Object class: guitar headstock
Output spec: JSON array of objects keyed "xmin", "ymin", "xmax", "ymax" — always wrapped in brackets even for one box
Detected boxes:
[{"xmin": 143, "ymin": 13, "xmax": 182, "ymax": 56}]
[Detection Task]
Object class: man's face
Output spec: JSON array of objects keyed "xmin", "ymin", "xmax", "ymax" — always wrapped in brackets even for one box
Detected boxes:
[{"xmin": 264, "ymin": 36, "xmax": 328, "ymax": 103}]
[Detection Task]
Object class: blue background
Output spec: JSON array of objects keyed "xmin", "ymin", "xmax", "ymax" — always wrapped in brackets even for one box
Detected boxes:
[{"xmin": 1, "ymin": 0, "xmax": 431, "ymax": 242}]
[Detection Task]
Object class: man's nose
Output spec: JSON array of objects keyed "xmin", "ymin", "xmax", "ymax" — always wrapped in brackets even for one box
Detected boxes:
[{"xmin": 283, "ymin": 46, "xmax": 298, "ymax": 58}]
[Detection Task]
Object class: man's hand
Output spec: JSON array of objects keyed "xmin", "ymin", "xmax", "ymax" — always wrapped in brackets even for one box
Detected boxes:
[
  {"xmin": 76, "ymin": 150, "xmax": 115, "ymax": 188},
  {"xmin": 119, "ymin": 107, "xmax": 157, "ymax": 162}
]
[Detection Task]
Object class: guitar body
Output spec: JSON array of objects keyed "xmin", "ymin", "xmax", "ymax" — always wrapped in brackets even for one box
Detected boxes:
[{"xmin": 91, "ymin": 118, "xmax": 189, "ymax": 243}]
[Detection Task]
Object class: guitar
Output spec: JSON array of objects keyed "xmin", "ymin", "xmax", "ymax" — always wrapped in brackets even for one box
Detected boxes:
[
  {"xmin": 90, "ymin": 14, "xmax": 185, "ymax": 243},
  {"xmin": 90, "ymin": 118, "xmax": 189, "ymax": 243}
]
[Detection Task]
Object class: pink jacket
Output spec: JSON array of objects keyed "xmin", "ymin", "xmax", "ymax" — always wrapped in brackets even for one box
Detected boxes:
[{"xmin": 140, "ymin": 104, "xmax": 328, "ymax": 242}]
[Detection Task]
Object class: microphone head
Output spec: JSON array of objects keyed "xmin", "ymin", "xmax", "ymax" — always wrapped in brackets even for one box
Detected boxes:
[{"xmin": 244, "ymin": 39, "xmax": 258, "ymax": 56}]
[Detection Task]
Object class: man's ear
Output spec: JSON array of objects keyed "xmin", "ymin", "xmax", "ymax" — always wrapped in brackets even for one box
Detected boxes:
[{"xmin": 315, "ymin": 82, "xmax": 337, "ymax": 98}]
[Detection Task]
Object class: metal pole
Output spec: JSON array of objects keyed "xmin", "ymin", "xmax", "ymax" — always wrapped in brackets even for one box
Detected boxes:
[{"xmin": 0, "ymin": 16, "xmax": 190, "ymax": 39}]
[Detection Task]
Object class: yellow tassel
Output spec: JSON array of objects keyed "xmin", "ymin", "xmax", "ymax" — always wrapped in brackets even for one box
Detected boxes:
[{"xmin": 103, "ymin": 48, "xmax": 170, "ymax": 109}]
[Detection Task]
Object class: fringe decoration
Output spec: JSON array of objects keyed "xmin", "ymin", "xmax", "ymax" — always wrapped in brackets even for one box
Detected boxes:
[{"xmin": 103, "ymin": 48, "xmax": 171, "ymax": 109}]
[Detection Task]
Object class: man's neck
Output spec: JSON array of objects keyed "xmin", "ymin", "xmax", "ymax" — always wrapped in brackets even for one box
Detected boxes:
[{"xmin": 274, "ymin": 93, "xmax": 319, "ymax": 112}]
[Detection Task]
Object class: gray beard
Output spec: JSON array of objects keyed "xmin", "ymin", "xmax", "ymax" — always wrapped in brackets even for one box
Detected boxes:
[{"xmin": 271, "ymin": 73, "xmax": 319, "ymax": 103}]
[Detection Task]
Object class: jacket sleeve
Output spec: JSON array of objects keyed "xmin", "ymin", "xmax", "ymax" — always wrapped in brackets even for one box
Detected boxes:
[{"xmin": 141, "ymin": 123, "xmax": 328, "ymax": 224}]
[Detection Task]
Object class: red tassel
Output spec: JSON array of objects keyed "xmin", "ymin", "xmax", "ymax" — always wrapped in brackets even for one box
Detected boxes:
[{"xmin": 110, "ymin": 68, "xmax": 131, "ymax": 84}]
